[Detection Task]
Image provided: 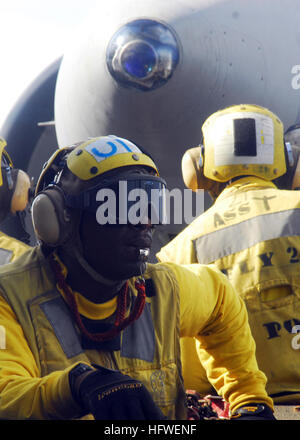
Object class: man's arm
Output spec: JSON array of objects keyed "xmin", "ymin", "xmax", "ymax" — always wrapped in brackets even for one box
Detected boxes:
[
  {"xmin": 0, "ymin": 294, "xmax": 166, "ymax": 421},
  {"xmin": 162, "ymin": 262, "xmax": 274, "ymax": 414},
  {"xmin": 156, "ymin": 227, "xmax": 197, "ymax": 265},
  {"xmin": 0, "ymin": 294, "xmax": 82, "ymax": 419}
]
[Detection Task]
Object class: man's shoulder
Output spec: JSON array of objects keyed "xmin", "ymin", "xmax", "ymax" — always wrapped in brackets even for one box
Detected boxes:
[
  {"xmin": 142, "ymin": 262, "xmax": 181, "ymax": 288},
  {"xmin": 144, "ymin": 261, "xmax": 174, "ymax": 276},
  {"xmin": 0, "ymin": 245, "xmax": 45, "ymax": 278},
  {"xmin": 145, "ymin": 261, "xmax": 216, "ymax": 282}
]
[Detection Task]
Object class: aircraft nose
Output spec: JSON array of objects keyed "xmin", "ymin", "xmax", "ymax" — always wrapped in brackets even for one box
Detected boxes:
[{"xmin": 106, "ymin": 18, "xmax": 180, "ymax": 91}]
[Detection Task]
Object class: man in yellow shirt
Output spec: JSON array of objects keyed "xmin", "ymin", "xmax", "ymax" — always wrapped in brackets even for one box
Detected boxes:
[
  {"xmin": 0, "ymin": 137, "xmax": 31, "ymax": 262},
  {"xmin": 0, "ymin": 135, "xmax": 274, "ymax": 420},
  {"xmin": 157, "ymin": 104, "xmax": 300, "ymax": 404}
]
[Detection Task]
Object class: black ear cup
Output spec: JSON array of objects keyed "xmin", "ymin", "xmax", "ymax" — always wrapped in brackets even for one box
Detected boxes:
[
  {"xmin": 31, "ymin": 186, "xmax": 73, "ymax": 246},
  {"xmin": 272, "ymin": 142, "xmax": 300, "ymax": 190}
]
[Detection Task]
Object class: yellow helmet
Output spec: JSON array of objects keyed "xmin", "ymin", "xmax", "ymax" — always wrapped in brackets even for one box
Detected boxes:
[
  {"xmin": 32, "ymin": 135, "xmax": 163, "ymax": 247},
  {"xmin": 35, "ymin": 135, "xmax": 159, "ymax": 195},
  {"xmin": 202, "ymin": 104, "xmax": 286, "ymax": 182}
]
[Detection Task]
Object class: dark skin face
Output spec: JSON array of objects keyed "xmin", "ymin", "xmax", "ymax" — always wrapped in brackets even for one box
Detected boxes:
[
  {"xmin": 57, "ymin": 166, "xmax": 155, "ymax": 302},
  {"xmin": 80, "ymin": 213, "xmax": 153, "ymax": 281}
]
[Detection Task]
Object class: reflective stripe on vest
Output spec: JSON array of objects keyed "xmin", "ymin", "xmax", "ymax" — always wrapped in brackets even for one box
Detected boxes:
[
  {"xmin": 40, "ymin": 295, "xmax": 156, "ymax": 361},
  {"xmin": 121, "ymin": 303, "xmax": 155, "ymax": 362},
  {"xmin": 0, "ymin": 248, "xmax": 12, "ymax": 265},
  {"xmin": 194, "ymin": 208, "xmax": 300, "ymax": 264},
  {"xmin": 40, "ymin": 296, "xmax": 84, "ymax": 358}
]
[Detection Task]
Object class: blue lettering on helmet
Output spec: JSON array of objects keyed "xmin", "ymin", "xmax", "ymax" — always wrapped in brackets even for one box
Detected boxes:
[
  {"xmin": 91, "ymin": 142, "xmax": 117, "ymax": 158},
  {"xmin": 115, "ymin": 138, "xmax": 133, "ymax": 152},
  {"xmin": 85, "ymin": 136, "xmax": 140, "ymax": 162}
]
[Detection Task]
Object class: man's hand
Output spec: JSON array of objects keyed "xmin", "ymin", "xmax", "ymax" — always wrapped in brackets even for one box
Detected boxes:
[
  {"xmin": 69, "ymin": 363, "xmax": 166, "ymax": 420},
  {"xmin": 231, "ymin": 404, "xmax": 276, "ymax": 420}
]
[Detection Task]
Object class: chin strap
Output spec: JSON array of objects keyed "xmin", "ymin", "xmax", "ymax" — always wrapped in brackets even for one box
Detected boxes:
[
  {"xmin": 73, "ymin": 246, "xmax": 124, "ymax": 288},
  {"xmin": 63, "ymin": 212, "xmax": 125, "ymax": 290},
  {"xmin": 49, "ymin": 254, "xmax": 146, "ymax": 342}
]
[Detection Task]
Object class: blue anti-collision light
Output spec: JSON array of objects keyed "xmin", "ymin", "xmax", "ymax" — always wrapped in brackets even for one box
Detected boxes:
[
  {"xmin": 106, "ymin": 19, "xmax": 180, "ymax": 91},
  {"xmin": 121, "ymin": 42, "xmax": 157, "ymax": 79}
]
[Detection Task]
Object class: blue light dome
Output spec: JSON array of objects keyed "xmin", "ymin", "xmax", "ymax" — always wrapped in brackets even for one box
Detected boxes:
[{"xmin": 106, "ymin": 19, "xmax": 180, "ymax": 91}]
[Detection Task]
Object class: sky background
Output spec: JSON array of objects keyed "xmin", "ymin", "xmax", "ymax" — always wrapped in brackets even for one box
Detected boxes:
[{"xmin": 0, "ymin": 0, "xmax": 101, "ymax": 129}]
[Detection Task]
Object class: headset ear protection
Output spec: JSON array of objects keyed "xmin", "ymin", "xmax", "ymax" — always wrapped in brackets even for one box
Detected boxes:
[
  {"xmin": 31, "ymin": 185, "xmax": 74, "ymax": 246},
  {"xmin": 10, "ymin": 169, "xmax": 32, "ymax": 214},
  {"xmin": 291, "ymin": 150, "xmax": 300, "ymax": 190},
  {"xmin": 274, "ymin": 141, "xmax": 300, "ymax": 190},
  {"xmin": 0, "ymin": 137, "xmax": 31, "ymax": 220},
  {"xmin": 181, "ymin": 144, "xmax": 224, "ymax": 192},
  {"xmin": 181, "ymin": 145, "xmax": 209, "ymax": 191},
  {"xmin": 31, "ymin": 147, "xmax": 76, "ymax": 247},
  {"xmin": 283, "ymin": 125, "xmax": 300, "ymax": 189},
  {"xmin": 181, "ymin": 145, "xmax": 227, "ymax": 200}
]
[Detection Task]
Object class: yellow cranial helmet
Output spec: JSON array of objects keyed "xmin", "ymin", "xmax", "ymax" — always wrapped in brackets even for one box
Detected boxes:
[
  {"xmin": 202, "ymin": 104, "xmax": 286, "ymax": 182},
  {"xmin": 32, "ymin": 135, "xmax": 165, "ymax": 248},
  {"xmin": 66, "ymin": 135, "xmax": 159, "ymax": 180},
  {"xmin": 35, "ymin": 135, "xmax": 159, "ymax": 195}
]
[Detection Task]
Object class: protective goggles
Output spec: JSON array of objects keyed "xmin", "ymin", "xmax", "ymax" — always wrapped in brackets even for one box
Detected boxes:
[{"xmin": 65, "ymin": 174, "xmax": 168, "ymax": 225}]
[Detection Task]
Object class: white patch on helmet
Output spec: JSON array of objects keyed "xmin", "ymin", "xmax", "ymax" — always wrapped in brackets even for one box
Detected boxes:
[
  {"xmin": 213, "ymin": 112, "xmax": 274, "ymax": 166},
  {"xmin": 85, "ymin": 135, "xmax": 141, "ymax": 163}
]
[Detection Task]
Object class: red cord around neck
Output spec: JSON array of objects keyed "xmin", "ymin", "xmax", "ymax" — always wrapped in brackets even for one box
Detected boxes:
[{"xmin": 49, "ymin": 255, "xmax": 146, "ymax": 342}]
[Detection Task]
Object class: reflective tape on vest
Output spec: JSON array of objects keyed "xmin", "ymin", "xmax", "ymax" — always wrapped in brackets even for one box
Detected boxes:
[
  {"xmin": 40, "ymin": 296, "xmax": 84, "ymax": 358},
  {"xmin": 0, "ymin": 248, "xmax": 12, "ymax": 265},
  {"xmin": 193, "ymin": 208, "xmax": 300, "ymax": 264},
  {"xmin": 121, "ymin": 302, "xmax": 155, "ymax": 362},
  {"xmin": 40, "ymin": 295, "xmax": 156, "ymax": 362}
]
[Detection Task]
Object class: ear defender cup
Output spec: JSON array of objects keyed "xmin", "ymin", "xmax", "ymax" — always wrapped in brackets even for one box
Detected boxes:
[
  {"xmin": 181, "ymin": 146, "xmax": 227, "ymax": 200},
  {"xmin": 273, "ymin": 143, "xmax": 300, "ymax": 190},
  {"xmin": 291, "ymin": 146, "xmax": 300, "ymax": 189},
  {"xmin": 181, "ymin": 146, "xmax": 210, "ymax": 191},
  {"xmin": 31, "ymin": 186, "xmax": 73, "ymax": 246},
  {"xmin": 10, "ymin": 169, "xmax": 31, "ymax": 214},
  {"xmin": 0, "ymin": 168, "xmax": 31, "ymax": 223}
]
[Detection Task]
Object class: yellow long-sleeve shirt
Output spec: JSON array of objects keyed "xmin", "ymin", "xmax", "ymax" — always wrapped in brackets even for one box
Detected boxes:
[
  {"xmin": 158, "ymin": 176, "xmax": 300, "ymax": 402},
  {"xmin": 0, "ymin": 247, "xmax": 273, "ymax": 419}
]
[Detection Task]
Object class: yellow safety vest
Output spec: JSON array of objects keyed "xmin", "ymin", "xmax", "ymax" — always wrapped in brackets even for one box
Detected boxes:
[
  {"xmin": 0, "ymin": 231, "xmax": 30, "ymax": 264},
  {"xmin": 0, "ymin": 246, "xmax": 185, "ymax": 419},
  {"xmin": 158, "ymin": 176, "xmax": 300, "ymax": 403}
]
